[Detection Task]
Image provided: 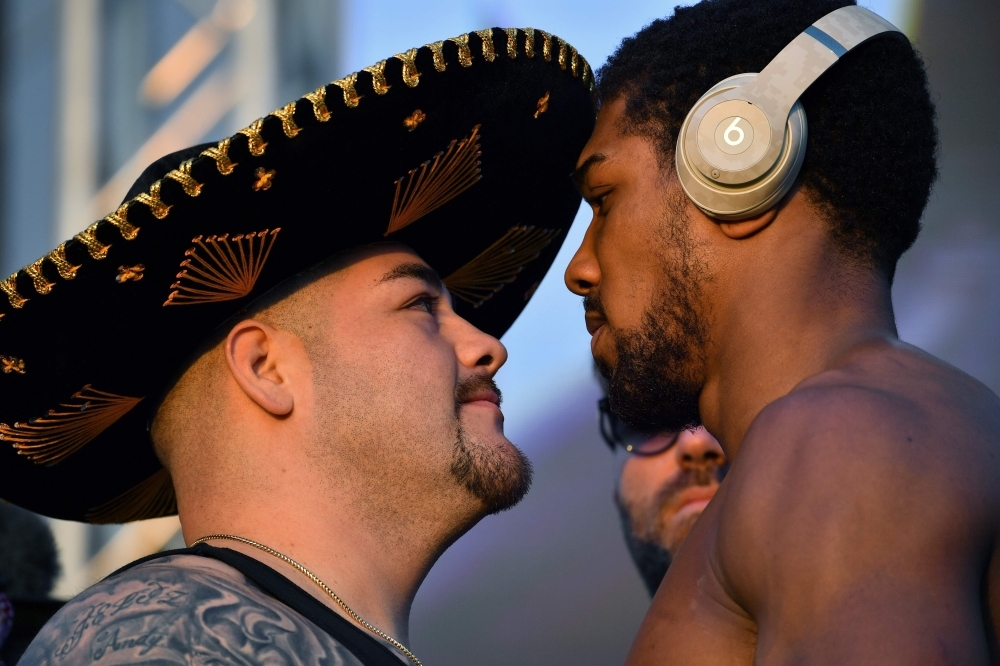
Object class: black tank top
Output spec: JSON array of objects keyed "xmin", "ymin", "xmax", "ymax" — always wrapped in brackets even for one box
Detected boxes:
[{"xmin": 111, "ymin": 543, "xmax": 404, "ymax": 666}]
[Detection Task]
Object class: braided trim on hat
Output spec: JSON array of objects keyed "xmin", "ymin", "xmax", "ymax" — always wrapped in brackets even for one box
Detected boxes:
[
  {"xmin": 394, "ymin": 49, "xmax": 421, "ymax": 87},
  {"xmin": 0, "ymin": 29, "xmax": 594, "ymax": 321},
  {"xmin": 303, "ymin": 85, "xmax": 331, "ymax": 121},
  {"xmin": 270, "ymin": 102, "xmax": 302, "ymax": 138}
]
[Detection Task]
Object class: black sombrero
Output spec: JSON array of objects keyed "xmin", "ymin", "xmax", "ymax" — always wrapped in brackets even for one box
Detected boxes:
[{"xmin": 0, "ymin": 28, "xmax": 595, "ymax": 523}]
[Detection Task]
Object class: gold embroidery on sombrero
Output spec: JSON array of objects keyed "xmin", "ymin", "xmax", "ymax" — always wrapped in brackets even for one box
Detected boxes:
[
  {"xmin": 385, "ymin": 125, "xmax": 482, "ymax": 236},
  {"xmin": 253, "ymin": 167, "xmax": 276, "ymax": 191},
  {"xmin": 238, "ymin": 118, "xmax": 268, "ymax": 156},
  {"xmin": 133, "ymin": 180, "xmax": 172, "ymax": 220},
  {"xmin": 104, "ymin": 202, "xmax": 140, "ymax": 239},
  {"xmin": 163, "ymin": 229, "xmax": 281, "ymax": 306},
  {"xmin": 0, "ymin": 385, "xmax": 144, "ymax": 466},
  {"xmin": 539, "ymin": 30, "xmax": 553, "ymax": 62},
  {"xmin": 46, "ymin": 244, "xmax": 80, "ymax": 280},
  {"xmin": 0, "ymin": 274, "xmax": 27, "ymax": 308},
  {"xmin": 363, "ymin": 61, "xmax": 391, "ymax": 95},
  {"xmin": 403, "ymin": 109, "xmax": 426, "ymax": 131},
  {"xmin": 426, "ymin": 41, "xmax": 447, "ymax": 72},
  {"xmin": 523, "ymin": 28, "xmax": 536, "ymax": 58},
  {"xmin": 164, "ymin": 159, "xmax": 203, "ymax": 196},
  {"xmin": 449, "ymin": 34, "xmax": 472, "ymax": 67},
  {"xmin": 86, "ymin": 468, "xmax": 177, "ymax": 524},
  {"xmin": 303, "ymin": 85, "xmax": 331, "ymax": 121},
  {"xmin": 443, "ymin": 226, "xmax": 561, "ymax": 308},
  {"xmin": 270, "ymin": 101, "xmax": 302, "ymax": 138},
  {"xmin": 331, "ymin": 72, "xmax": 361, "ymax": 108},
  {"xmin": 1, "ymin": 356, "xmax": 25, "ymax": 374},
  {"xmin": 504, "ymin": 28, "xmax": 518, "ymax": 59},
  {"xmin": 475, "ymin": 29, "xmax": 496, "ymax": 62},
  {"xmin": 556, "ymin": 37, "xmax": 568, "ymax": 71},
  {"xmin": 24, "ymin": 260, "xmax": 54, "ymax": 295},
  {"xmin": 75, "ymin": 222, "xmax": 110, "ymax": 260},
  {"xmin": 582, "ymin": 61, "xmax": 594, "ymax": 90},
  {"xmin": 394, "ymin": 49, "xmax": 421, "ymax": 87},
  {"xmin": 201, "ymin": 138, "xmax": 238, "ymax": 175},
  {"xmin": 116, "ymin": 264, "xmax": 145, "ymax": 283},
  {"xmin": 535, "ymin": 92, "xmax": 550, "ymax": 118},
  {"xmin": 570, "ymin": 46, "xmax": 580, "ymax": 76}
]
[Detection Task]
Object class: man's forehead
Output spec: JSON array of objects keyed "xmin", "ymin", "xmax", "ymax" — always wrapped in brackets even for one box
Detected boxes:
[
  {"xmin": 328, "ymin": 245, "xmax": 442, "ymax": 291},
  {"xmin": 577, "ymin": 99, "xmax": 629, "ymax": 165}
]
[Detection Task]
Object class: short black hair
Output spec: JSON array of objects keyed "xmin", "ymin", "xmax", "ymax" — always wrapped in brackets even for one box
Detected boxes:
[{"xmin": 597, "ymin": 0, "xmax": 937, "ymax": 280}]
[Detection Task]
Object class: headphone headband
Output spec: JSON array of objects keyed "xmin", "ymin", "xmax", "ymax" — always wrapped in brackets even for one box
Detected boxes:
[
  {"xmin": 740, "ymin": 6, "xmax": 899, "ymax": 145},
  {"xmin": 675, "ymin": 5, "xmax": 902, "ymax": 220}
]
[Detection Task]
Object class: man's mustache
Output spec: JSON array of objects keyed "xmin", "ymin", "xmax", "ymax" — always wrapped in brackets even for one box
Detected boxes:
[
  {"xmin": 654, "ymin": 463, "xmax": 722, "ymax": 509},
  {"xmin": 455, "ymin": 374, "xmax": 503, "ymax": 406},
  {"xmin": 583, "ymin": 293, "xmax": 606, "ymax": 318}
]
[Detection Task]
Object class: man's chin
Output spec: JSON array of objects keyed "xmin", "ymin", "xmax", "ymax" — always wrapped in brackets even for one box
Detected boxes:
[
  {"xmin": 661, "ymin": 506, "xmax": 706, "ymax": 554},
  {"xmin": 450, "ymin": 431, "xmax": 533, "ymax": 515}
]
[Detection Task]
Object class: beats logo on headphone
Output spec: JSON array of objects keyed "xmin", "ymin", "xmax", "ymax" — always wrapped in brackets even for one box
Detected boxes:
[{"xmin": 675, "ymin": 6, "xmax": 902, "ymax": 220}]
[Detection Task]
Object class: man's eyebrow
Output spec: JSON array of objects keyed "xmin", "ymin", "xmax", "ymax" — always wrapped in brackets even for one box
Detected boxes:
[
  {"xmin": 572, "ymin": 153, "xmax": 608, "ymax": 193},
  {"xmin": 378, "ymin": 262, "xmax": 444, "ymax": 291}
]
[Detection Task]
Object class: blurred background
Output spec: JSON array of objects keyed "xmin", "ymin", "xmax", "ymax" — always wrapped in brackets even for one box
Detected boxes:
[{"xmin": 0, "ymin": 0, "xmax": 995, "ymax": 664}]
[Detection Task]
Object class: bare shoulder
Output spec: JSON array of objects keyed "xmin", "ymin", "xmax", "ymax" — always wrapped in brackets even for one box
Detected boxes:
[
  {"xmin": 741, "ymin": 340, "xmax": 1000, "ymax": 478},
  {"xmin": 692, "ymin": 343, "xmax": 1000, "ymax": 661},
  {"xmin": 18, "ymin": 554, "xmax": 365, "ymax": 666},
  {"xmin": 714, "ymin": 340, "xmax": 1000, "ymax": 622}
]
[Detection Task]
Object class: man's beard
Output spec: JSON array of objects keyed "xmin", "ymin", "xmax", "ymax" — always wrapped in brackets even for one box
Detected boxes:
[
  {"xmin": 450, "ymin": 375, "xmax": 533, "ymax": 514},
  {"xmin": 617, "ymin": 501, "xmax": 672, "ymax": 596},
  {"xmin": 589, "ymin": 207, "xmax": 708, "ymax": 433},
  {"xmin": 617, "ymin": 464, "xmax": 724, "ymax": 596}
]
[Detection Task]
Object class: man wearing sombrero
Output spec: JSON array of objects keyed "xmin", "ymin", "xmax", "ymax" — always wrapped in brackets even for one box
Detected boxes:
[{"xmin": 2, "ymin": 28, "xmax": 594, "ymax": 665}]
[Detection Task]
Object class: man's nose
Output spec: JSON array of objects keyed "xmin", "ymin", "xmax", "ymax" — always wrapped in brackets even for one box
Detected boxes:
[
  {"xmin": 564, "ymin": 223, "xmax": 600, "ymax": 296},
  {"xmin": 454, "ymin": 318, "xmax": 508, "ymax": 376},
  {"xmin": 675, "ymin": 427, "xmax": 726, "ymax": 469}
]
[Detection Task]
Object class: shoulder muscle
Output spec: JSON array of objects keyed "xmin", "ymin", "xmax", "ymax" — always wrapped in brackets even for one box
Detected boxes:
[
  {"xmin": 19, "ymin": 554, "xmax": 365, "ymax": 666},
  {"xmin": 711, "ymin": 386, "xmax": 993, "ymax": 663}
]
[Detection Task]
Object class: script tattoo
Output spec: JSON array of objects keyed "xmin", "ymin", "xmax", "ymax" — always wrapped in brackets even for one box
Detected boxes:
[{"xmin": 19, "ymin": 555, "xmax": 366, "ymax": 666}]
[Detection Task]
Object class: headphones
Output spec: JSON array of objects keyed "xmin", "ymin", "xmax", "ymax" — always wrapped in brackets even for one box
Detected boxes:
[{"xmin": 675, "ymin": 6, "xmax": 901, "ymax": 220}]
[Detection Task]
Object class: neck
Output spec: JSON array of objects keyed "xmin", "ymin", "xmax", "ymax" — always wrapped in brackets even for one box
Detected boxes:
[
  {"xmin": 699, "ymin": 249, "xmax": 897, "ymax": 458},
  {"xmin": 174, "ymin": 454, "xmax": 475, "ymax": 646}
]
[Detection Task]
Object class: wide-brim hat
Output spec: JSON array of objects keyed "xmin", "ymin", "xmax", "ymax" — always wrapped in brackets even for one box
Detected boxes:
[{"xmin": 0, "ymin": 28, "xmax": 595, "ymax": 523}]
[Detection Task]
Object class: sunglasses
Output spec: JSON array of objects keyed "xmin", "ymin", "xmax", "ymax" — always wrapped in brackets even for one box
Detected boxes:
[{"xmin": 598, "ymin": 397, "xmax": 679, "ymax": 456}]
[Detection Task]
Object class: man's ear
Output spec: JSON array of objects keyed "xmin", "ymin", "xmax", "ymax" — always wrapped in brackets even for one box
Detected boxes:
[
  {"xmin": 224, "ymin": 319, "xmax": 295, "ymax": 416},
  {"xmin": 717, "ymin": 206, "xmax": 779, "ymax": 239}
]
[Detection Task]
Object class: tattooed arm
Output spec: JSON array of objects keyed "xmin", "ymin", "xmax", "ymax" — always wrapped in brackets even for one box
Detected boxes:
[{"xmin": 18, "ymin": 554, "xmax": 366, "ymax": 666}]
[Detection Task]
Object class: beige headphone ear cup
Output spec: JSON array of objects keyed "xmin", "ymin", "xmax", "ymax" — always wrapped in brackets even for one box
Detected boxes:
[{"xmin": 675, "ymin": 74, "xmax": 808, "ymax": 221}]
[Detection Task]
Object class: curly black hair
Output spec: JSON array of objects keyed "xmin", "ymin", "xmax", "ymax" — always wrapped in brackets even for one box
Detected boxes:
[{"xmin": 597, "ymin": 0, "xmax": 938, "ymax": 280}]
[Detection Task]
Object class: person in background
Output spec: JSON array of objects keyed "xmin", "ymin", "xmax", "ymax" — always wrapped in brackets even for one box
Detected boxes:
[
  {"xmin": 0, "ymin": 503, "xmax": 62, "ymax": 665},
  {"xmin": 599, "ymin": 397, "xmax": 727, "ymax": 595}
]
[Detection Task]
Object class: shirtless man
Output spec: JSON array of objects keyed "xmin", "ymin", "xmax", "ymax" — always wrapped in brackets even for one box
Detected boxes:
[
  {"xmin": 565, "ymin": 0, "xmax": 1000, "ymax": 662},
  {"xmin": 0, "ymin": 28, "xmax": 595, "ymax": 665}
]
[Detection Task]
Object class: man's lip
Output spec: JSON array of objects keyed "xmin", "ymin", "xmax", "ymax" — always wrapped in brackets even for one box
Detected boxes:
[
  {"xmin": 672, "ymin": 486, "xmax": 718, "ymax": 510},
  {"xmin": 461, "ymin": 390, "xmax": 500, "ymax": 406},
  {"xmin": 585, "ymin": 312, "xmax": 607, "ymax": 336}
]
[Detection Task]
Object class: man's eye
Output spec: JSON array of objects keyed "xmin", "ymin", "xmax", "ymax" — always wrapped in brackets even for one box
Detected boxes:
[
  {"xmin": 409, "ymin": 296, "xmax": 438, "ymax": 314},
  {"xmin": 589, "ymin": 193, "xmax": 609, "ymax": 211}
]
